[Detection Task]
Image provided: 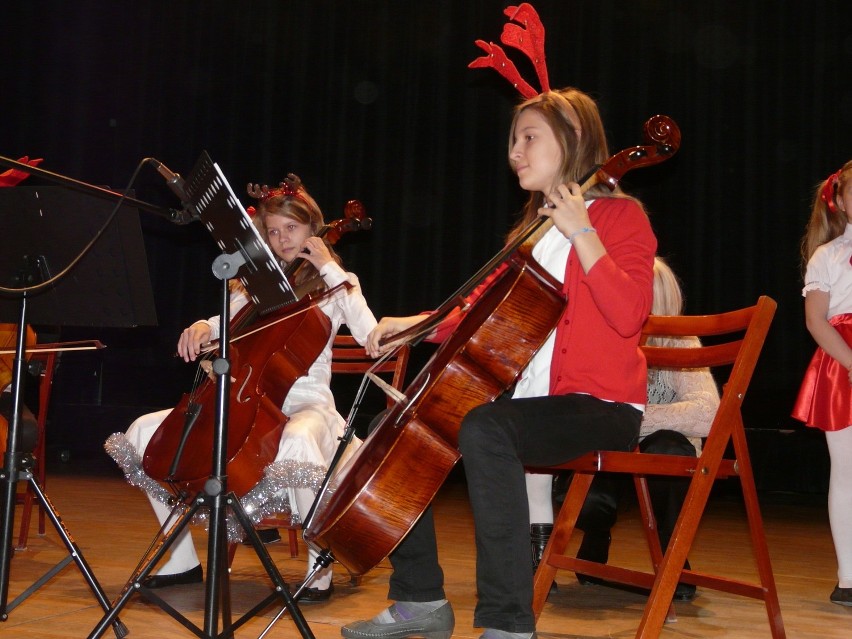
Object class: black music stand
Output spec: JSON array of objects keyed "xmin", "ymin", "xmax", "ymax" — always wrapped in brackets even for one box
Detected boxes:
[
  {"xmin": 0, "ymin": 185, "xmax": 159, "ymax": 636},
  {"xmin": 88, "ymin": 152, "xmax": 315, "ymax": 639}
]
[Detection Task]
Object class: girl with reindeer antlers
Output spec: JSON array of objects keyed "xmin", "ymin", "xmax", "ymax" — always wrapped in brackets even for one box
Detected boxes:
[
  {"xmin": 344, "ymin": 5, "xmax": 657, "ymax": 639},
  {"xmin": 106, "ymin": 174, "xmax": 377, "ymax": 602}
]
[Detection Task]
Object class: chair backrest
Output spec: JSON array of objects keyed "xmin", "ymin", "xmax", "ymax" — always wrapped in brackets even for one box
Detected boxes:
[
  {"xmin": 331, "ymin": 334, "xmax": 410, "ymax": 409},
  {"xmin": 640, "ymin": 295, "xmax": 777, "ymax": 444}
]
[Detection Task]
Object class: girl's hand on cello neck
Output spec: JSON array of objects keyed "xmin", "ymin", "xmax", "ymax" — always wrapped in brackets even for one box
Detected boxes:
[{"xmin": 540, "ymin": 181, "xmax": 606, "ymax": 273}]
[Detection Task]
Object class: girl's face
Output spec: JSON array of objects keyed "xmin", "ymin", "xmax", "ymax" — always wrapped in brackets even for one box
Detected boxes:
[
  {"xmin": 509, "ymin": 108, "xmax": 563, "ymax": 195},
  {"xmin": 264, "ymin": 214, "xmax": 312, "ymax": 263}
]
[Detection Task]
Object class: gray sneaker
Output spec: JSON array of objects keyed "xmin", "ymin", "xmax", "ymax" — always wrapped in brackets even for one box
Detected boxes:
[{"xmin": 341, "ymin": 602, "xmax": 454, "ymax": 639}]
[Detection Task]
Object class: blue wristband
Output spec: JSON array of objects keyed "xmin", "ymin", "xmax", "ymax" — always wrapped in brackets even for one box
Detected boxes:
[{"xmin": 568, "ymin": 227, "xmax": 596, "ymax": 243}]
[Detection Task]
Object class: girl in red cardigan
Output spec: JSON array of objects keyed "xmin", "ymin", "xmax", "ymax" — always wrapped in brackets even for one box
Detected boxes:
[{"xmin": 346, "ymin": 87, "xmax": 656, "ymax": 639}]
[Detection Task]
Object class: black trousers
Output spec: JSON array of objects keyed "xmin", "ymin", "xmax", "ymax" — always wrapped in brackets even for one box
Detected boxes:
[{"xmin": 387, "ymin": 393, "xmax": 641, "ymax": 632}]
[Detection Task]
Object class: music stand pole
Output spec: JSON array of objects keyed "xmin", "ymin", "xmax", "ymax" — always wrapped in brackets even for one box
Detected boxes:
[
  {"xmin": 0, "ymin": 293, "xmax": 128, "ymax": 637},
  {"xmin": 203, "ymin": 255, "xmax": 236, "ymax": 635}
]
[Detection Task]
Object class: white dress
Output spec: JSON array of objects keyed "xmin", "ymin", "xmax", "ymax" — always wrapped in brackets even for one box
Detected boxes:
[{"xmin": 107, "ymin": 260, "xmax": 377, "ymax": 526}]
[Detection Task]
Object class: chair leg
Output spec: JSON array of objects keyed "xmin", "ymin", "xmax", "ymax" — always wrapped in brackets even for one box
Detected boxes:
[
  {"xmin": 287, "ymin": 527, "xmax": 299, "ymax": 558},
  {"xmin": 20, "ymin": 350, "xmax": 54, "ymax": 545},
  {"xmin": 533, "ymin": 471, "xmax": 594, "ymax": 618},
  {"xmin": 634, "ymin": 475, "xmax": 677, "ymax": 624},
  {"xmin": 227, "ymin": 541, "xmax": 238, "ymax": 568},
  {"xmin": 16, "ymin": 489, "xmax": 34, "ymax": 550},
  {"xmin": 635, "ymin": 437, "xmax": 723, "ymax": 639},
  {"xmin": 731, "ymin": 419, "xmax": 785, "ymax": 639},
  {"xmin": 16, "ymin": 451, "xmax": 43, "ymax": 548}
]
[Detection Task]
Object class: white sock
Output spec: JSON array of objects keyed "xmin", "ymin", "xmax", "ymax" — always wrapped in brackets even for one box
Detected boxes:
[
  {"xmin": 525, "ymin": 473, "xmax": 554, "ymax": 524},
  {"xmin": 481, "ymin": 630, "xmax": 533, "ymax": 639},
  {"xmin": 374, "ymin": 600, "xmax": 446, "ymax": 623}
]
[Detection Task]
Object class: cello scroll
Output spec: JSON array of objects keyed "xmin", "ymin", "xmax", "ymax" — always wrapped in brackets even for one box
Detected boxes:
[{"xmin": 593, "ymin": 114, "xmax": 681, "ymax": 191}]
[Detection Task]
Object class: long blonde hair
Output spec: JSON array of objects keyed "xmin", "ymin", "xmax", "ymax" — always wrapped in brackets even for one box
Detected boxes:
[{"xmin": 647, "ymin": 256, "xmax": 684, "ymax": 348}]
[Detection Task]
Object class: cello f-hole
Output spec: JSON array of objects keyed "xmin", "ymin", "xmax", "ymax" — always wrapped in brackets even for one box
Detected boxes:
[{"xmin": 236, "ymin": 365, "xmax": 254, "ymax": 403}]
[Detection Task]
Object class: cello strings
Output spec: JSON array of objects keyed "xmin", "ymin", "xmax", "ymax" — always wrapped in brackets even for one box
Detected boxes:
[{"xmin": 340, "ymin": 346, "xmax": 401, "ymax": 432}]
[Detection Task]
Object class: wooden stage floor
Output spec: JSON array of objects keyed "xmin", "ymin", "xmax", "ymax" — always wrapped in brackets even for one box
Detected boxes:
[{"xmin": 1, "ymin": 465, "xmax": 848, "ymax": 638}]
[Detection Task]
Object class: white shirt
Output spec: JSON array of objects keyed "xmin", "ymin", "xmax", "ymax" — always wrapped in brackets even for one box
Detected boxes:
[
  {"xmin": 511, "ymin": 223, "xmax": 571, "ymax": 399},
  {"xmin": 803, "ymin": 223, "xmax": 852, "ymax": 319}
]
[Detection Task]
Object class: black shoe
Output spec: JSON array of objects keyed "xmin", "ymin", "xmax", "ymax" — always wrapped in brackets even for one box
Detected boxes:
[
  {"xmin": 290, "ymin": 582, "xmax": 333, "ymax": 603},
  {"xmin": 576, "ymin": 530, "xmax": 610, "ymax": 585},
  {"xmin": 141, "ymin": 564, "xmax": 203, "ymax": 589},
  {"xmin": 672, "ymin": 558, "xmax": 697, "ymax": 601},
  {"xmin": 243, "ymin": 528, "xmax": 281, "ymax": 545},
  {"xmin": 673, "ymin": 582, "xmax": 697, "ymax": 602},
  {"xmin": 530, "ymin": 523, "xmax": 557, "ymax": 598},
  {"xmin": 830, "ymin": 584, "xmax": 852, "ymax": 606}
]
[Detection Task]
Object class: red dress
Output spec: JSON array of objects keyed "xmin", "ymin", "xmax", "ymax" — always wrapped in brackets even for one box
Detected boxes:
[{"xmin": 792, "ymin": 313, "xmax": 852, "ymax": 431}]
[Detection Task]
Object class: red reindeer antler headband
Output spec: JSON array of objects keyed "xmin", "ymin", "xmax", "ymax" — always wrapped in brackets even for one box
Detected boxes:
[
  {"xmin": 468, "ymin": 3, "xmax": 550, "ymax": 98},
  {"xmin": 821, "ymin": 169, "xmax": 842, "ymax": 215},
  {"xmin": 247, "ymin": 173, "xmax": 304, "ymax": 202},
  {"xmin": 246, "ymin": 173, "xmax": 306, "ymax": 217}
]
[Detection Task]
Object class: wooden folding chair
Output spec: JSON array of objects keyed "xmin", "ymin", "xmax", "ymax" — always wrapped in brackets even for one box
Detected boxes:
[
  {"xmin": 531, "ymin": 295, "xmax": 784, "ymax": 639},
  {"xmin": 228, "ymin": 334, "xmax": 409, "ymax": 562}
]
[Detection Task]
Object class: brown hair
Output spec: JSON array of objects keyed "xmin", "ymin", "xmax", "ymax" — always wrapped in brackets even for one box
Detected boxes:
[{"xmin": 505, "ymin": 87, "xmax": 618, "ymax": 243}]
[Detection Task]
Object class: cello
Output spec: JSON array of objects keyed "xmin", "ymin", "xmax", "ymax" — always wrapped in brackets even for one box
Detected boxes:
[
  {"xmin": 142, "ymin": 200, "xmax": 371, "ymax": 497},
  {"xmin": 304, "ymin": 115, "xmax": 682, "ymax": 576}
]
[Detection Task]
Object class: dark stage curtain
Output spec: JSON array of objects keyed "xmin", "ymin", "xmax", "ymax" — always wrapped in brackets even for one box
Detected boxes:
[{"xmin": 1, "ymin": 1, "xmax": 850, "ymax": 479}]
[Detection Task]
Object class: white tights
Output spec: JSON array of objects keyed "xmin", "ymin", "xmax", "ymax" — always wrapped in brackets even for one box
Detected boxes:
[
  {"xmin": 826, "ymin": 427, "xmax": 852, "ymax": 588},
  {"xmin": 525, "ymin": 472, "xmax": 554, "ymax": 525},
  {"xmin": 148, "ymin": 487, "xmax": 330, "ymax": 589}
]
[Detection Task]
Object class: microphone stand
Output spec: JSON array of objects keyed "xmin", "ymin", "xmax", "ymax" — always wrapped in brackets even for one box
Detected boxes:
[
  {"xmin": 0, "ymin": 152, "xmax": 184, "ymax": 635},
  {"xmin": 0, "ymin": 155, "xmax": 196, "ymax": 225}
]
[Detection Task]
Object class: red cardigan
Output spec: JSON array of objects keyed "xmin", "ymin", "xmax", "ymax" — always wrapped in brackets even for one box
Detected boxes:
[{"xmin": 430, "ymin": 197, "xmax": 656, "ymax": 405}]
